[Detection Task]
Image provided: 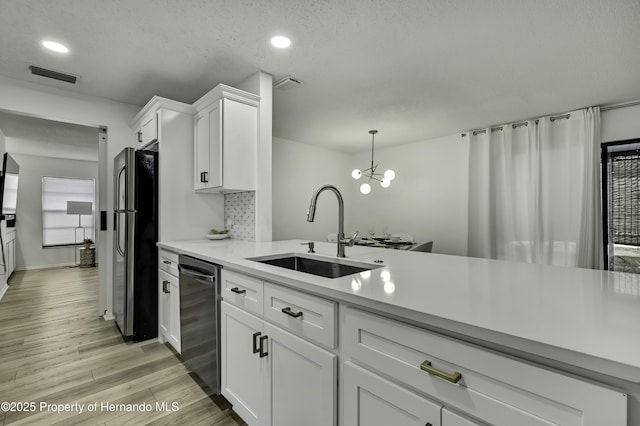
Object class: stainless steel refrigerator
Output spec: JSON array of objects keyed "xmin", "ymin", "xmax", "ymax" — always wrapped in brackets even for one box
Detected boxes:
[{"xmin": 113, "ymin": 147, "xmax": 158, "ymax": 341}]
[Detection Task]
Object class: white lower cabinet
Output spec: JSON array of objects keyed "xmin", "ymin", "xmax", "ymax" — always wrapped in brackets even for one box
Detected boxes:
[
  {"xmin": 343, "ymin": 307, "xmax": 626, "ymax": 426},
  {"xmin": 221, "ymin": 300, "xmax": 337, "ymax": 426},
  {"xmin": 217, "ymin": 270, "xmax": 625, "ymax": 426},
  {"xmin": 158, "ymin": 271, "xmax": 171, "ymax": 337},
  {"xmin": 158, "ymin": 270, "xmax": 180, "ymax": 352},
  {"xmin": 158, "ymin": 249, "xmax": 180, "ymax": 353},
  {"xmin": 221, "ymin": 301, "xmax": 266, "ymax": 425},
  {"xmin": 266, "ymin": 321, "xmax": 336, "ymax": 426}
]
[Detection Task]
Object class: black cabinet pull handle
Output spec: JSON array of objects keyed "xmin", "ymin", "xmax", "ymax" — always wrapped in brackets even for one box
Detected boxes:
[
  {"xmin": 259, "ymin": 335, "xmax": 268, "ymax": 358},
  {"xmin": 163, "ymin": 260, "xmax": 171, "ymax": 264},
  {"xmin": 230, "ymin": 287, "xmax": 246, "ymax": 295},
  {"xmin": 282, "ymin": 307, "xmax": 303, "ymax": 318},
  {"xmin": 200, "ymin": 172, "xmax": 209, "ymax": 183},
  {"xmin": 252, "ymin": 332, "xmax": 261, "ymax": 354}
]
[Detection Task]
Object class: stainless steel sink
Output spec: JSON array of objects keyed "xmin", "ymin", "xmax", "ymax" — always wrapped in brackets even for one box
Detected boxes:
[{"xmin": 249, "ymin": 253, "xmax": 382, "ymax": 278}]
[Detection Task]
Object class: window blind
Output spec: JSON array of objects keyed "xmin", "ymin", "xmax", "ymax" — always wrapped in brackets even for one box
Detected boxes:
[
  {"xmin": 609, "ymin": 152, "xmax": 640, "ymax": 246},
  {"xmin": 42, "ymin": 177, "xmax": 95, "ymax": 247}
]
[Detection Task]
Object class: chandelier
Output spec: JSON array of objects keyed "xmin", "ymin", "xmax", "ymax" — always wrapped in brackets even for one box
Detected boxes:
[{"xmin": 351, "ymin": 130, "xmax": 395, "ymax": 194}]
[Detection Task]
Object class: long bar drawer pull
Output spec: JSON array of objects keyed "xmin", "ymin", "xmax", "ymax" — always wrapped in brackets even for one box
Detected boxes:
[
  {"xmin": 420, "ymin": 360, "xmax": 462, "ymax": 384},
  {"xmin": 281, "ymin": 307, "xmax": 303, "ymax": 318},
  {"xmin": 230, "ymin": 287, "xmax": 246, "ymax": 295}
]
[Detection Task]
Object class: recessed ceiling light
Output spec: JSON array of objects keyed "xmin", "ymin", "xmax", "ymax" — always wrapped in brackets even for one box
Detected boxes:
[
  {"xmin": 270, "ymin": 36, "xmax": 291, "ymax": 49},
  {"xmin": 41, "ymin": 40, "xmax": 69, "ymax": 53}
]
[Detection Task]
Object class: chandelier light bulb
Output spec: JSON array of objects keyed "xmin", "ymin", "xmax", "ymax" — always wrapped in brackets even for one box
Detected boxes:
[
  {"xmin": 353, "ymin": 130, "xmax": 396, "ymax": 194},
  {"xmin": 384, "ymin": 169, "xmax": 396, "ymax": 181}
]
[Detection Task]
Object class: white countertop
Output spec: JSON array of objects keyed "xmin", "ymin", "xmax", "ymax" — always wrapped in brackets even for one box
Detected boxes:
[{"xmin": 158, "ymin": 239, "xmax": 640, "ymax": 382}]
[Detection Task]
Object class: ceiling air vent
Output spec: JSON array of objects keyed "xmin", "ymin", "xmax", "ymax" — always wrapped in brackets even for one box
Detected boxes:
[
  {"xmin": 29, "ymin": 65, "xmax": 78, "ymax": 84},
  {"xmin": 273, "ymin": 75, "xmax": 301, "ymax": 90}
]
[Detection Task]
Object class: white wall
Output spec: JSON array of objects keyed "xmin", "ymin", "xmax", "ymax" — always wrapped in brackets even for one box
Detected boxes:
[
  {"xmin": 273, "ymin": 134, "xmax": 469, "ymax": 255},
  {"xmin": 602, "ymin": 103, "xmax": 640, "ymax": 143},
  {"xmin": 348, "ymin": 134, "xmax": 469, "ymax": 255},
  {"xmin": 11, "ymin": 153, "xmax": 98, "ymax": 269},
  {"xmin": 273, "ymin": 104, "xmax": 640, "ymax": 258},
  {"xmin": 0, "ymin": 75, "xmax": 141, "ymax": 316},
  {"xmin": 273, "ymin": 137, "xmax": 354, "ymax": 242}
]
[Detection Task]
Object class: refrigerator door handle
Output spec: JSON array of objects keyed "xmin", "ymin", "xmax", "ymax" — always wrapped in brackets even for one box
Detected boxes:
[{"xmin": 114, "ymin": 213, "xmax": 125, "ymax": 258}]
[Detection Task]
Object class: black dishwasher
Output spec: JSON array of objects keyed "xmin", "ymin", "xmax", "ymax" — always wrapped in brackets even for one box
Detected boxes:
[{"xmin": 178, "ymin": 255, "xmax": 221, "ymax": 395}]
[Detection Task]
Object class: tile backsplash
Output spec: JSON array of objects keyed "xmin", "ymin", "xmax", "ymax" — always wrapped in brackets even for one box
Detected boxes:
[{"xmin": 224, "ymin": 191, "xmax": 256, "ymax": 241}]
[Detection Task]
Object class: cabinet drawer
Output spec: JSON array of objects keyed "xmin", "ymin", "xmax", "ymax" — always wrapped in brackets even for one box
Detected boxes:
[
  {"xmin": 221, "ymin": 269, "xmax": 263, "ymax": 316},
  {"xmin": 159, "ymin": 249, "xmax": 179, "ymax": 277},
  {"xmin": 264, "ymin": 282, "xmax": 336, "ymax": 349},
  {"xmin": 344, "ymin": 307, "xmax": 626, "ymax": 426}
]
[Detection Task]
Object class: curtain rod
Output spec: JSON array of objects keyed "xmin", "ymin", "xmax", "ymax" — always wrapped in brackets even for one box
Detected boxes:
[
  {"xmin": 462, "ymin": 98, "xmax": 640, "ymax": 137},
  {"xmin": 462, "ymin": 114, "xmax": 570, "ymax": 137},
  {"xmin": 601, "ymin": 100, "xmax": 640, "ymax": 112}
]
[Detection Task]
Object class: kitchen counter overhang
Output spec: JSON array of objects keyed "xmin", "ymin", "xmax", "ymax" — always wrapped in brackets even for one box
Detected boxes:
[{"xmin": 158, "ymin": 239, "xmax": 640, "ymax": 383}]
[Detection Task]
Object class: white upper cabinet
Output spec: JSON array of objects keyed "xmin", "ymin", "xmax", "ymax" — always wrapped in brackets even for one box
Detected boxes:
[
  {"xmin": 137, "ymin": 111, "xmax": 158, "ymax": 147},
  {"xmin": 192, "ymin": 84, "xmax": 259, "ymax": 193},
  {"xmin": 130, "ymin": 96, "xmax": 193, "ymax": 151}
]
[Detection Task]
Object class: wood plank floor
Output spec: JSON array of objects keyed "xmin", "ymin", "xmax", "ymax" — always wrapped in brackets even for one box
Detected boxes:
[{"xmin": 0, "ymin": 267, "xmax": 246, "ymax": 425}]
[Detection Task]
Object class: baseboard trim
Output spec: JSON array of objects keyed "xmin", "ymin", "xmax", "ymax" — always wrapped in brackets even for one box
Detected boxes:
[
  {"xmin": 16, "ymin": 263, "xmax": 74, "ymax": 271},
  {"xmin": 15, "ymin": 262, "xmax": 100, "ymax": 271},
  {"xmin": 103, "ymin": 312, "xmax": 115, "ymax": 321},
  {"xmin": 0, "ymin": 283, "xmax": 7, "ymax": 301}
]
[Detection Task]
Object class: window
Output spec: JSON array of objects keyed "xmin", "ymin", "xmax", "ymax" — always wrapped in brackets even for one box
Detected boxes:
[
  {"xmin": 602, "ymin": 140, "xmax": 640, "ymax": 272},
  {"xmin": 42, "ymin": 177, "xmax": 95, "ymax": 247}
]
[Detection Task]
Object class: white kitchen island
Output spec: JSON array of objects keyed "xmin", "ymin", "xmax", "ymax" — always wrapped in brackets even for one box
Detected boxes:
[{"xmin": 159, "ymin": 239, "xmax": 640, "ymax": 425}]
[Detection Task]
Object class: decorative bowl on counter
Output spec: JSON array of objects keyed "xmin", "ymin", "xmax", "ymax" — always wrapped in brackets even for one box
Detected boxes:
[{"xmin": 206, "ymin": 233, "xmax": 230, "ymax": 240}]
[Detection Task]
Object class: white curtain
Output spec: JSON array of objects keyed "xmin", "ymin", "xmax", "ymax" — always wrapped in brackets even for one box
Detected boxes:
[{"xmin": 467, "ymin": 107, "xmax": 602, "ymax": 269}]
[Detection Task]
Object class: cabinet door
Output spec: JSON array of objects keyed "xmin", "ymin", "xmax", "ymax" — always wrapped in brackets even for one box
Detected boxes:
[
  {"xmin": 10, "ymin": 239, "xmax": 14, "ymax": 275},
  {"xmin": 140, "ymin": 112, "xmax": 158, "ymax": 146},
  {"xmin": 221, "ymin": 301, "xmax": 268, "ymax": 426},
  {"xmin": 343, "ymin": 362, "xmax": 441, "ymax": 426},
  {"xmin": 2, "ymin": 241, "xmax": 8, "ymax": 278},
  {"xmin": 207, "ymin": 99, "xmax": 223, "ymax": 188},
  {"xmin": 265, "ymin": 322, "xmax": 337, "ymax": 426},
  {"xmin": 194, "ymin": 111, "xmax": 210, "ymax": 191},
  {"xmin": 443, "ymin": 409, "xmax": 482, "ymax": 426},
  {"xmin": 158, "ymin": 271, "xmax": 172, "ymax": 344},
  {"xmin": 168, "ymin": 278, "xmax": 181, "ymax": 352},
  {"xmin": 194, "ymin": 100, "xmax": 222, "ymax": 190},
  {"xmin": 6, "ymin": 238, "xmax": 14, "ymax": 276}
]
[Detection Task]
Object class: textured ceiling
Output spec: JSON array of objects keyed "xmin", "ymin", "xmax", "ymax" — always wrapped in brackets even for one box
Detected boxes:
[{"xmin": 1, "ymin": 0, "xmax": 639, "ymax": 152}]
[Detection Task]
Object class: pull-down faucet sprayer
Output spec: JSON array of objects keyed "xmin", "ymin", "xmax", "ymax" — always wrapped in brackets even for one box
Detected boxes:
[{"xmin": 307, "ymin": 184, "xmax": 357, "ymax": 257}]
